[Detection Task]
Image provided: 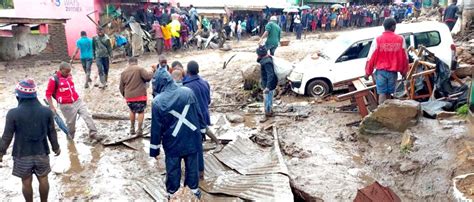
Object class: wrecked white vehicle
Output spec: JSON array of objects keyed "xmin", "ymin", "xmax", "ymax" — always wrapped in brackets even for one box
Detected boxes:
[{"xmin": 288, "ymin": 22, "xmax": 457, "ymax": 97}]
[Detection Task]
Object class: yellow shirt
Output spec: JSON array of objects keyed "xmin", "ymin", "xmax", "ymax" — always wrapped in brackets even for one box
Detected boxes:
[
  {"xmin": 162, "ymin": 24, "xmax": 172, "ymax": 40},
  {"xmin": 170, "ymin": 20, "xmax": 181, "ymax": 38}
]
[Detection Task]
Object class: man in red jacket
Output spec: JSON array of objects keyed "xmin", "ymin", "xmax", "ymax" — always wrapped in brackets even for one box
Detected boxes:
[
  {"xmin": 365, "ymin": 18, "xmax": 408, "ymax": 105},
  {"xmin": 46, "ymin": 62, "xmax": 98, "ymax": 139}
]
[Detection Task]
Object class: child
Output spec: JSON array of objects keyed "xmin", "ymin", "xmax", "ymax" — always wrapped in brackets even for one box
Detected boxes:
[
  {"xmin": 237, "ymin": 20, "xmax": 242, "ymax": 42},
  {"xmin": 162, "ymin": 23, "xmax": 172, "ymax": 51}
]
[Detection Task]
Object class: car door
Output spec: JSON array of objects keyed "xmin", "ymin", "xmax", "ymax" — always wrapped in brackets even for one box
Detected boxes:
[{"xmin": 332, "ymin": 39, "xmax": 373, "ymax": 83}]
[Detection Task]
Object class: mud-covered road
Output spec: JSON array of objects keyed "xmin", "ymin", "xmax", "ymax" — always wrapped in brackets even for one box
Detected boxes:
[{"xmin": 0, "ymin": 31, "xmax": 473, "ymax": 201}]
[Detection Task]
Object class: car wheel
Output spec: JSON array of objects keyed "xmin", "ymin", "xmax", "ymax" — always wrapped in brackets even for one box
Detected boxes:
[{"xmin": 307, "ymin": 79, "xmax": 330, "ymax": 97}]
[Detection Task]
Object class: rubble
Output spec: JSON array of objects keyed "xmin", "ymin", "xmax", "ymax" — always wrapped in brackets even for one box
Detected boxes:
[
  {"xmin": 399, "ymin": 161, "xmax": 420, "ymax": 173},
  {"xmin": 359, "ymin": 100, "xmax": 421, "ymax": 135},
  {"xmin": 249, "ymin": 133, "xmax": 273, "ymax": 147},
  {"xmin": 280, "ymin": 142, "xmax": 311, "ymax": 158},
  {"xmin": 225, "ymin": 114, "xmax": 245, "ymax": 123}
]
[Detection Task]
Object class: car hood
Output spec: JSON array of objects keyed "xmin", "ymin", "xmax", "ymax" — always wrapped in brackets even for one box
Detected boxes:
[{"xmin": 293, "ymin": 55, "xmax": 331, "ymax": 74}]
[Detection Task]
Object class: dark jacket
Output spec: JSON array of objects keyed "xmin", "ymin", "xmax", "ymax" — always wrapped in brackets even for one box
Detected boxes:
[
  {"xmin": 119, "ymin": 65, "xmax": 154, "ymax": 99},
  {"xmin": 0, "ymin": 98, "xmax": 59, "ymax": 158},
  {"xmin": 152, "ymin": 65, "xmax": 171, "ymax": 97},
  {"xmin": 92, "ymin": 35, "xmax": 112, "ymax": 58},
  {"xmin": 444, "ymin": 4, "xmax": 459, "ymax": 22},
  {"xmin": 183, "ymin": 75, "xmax": 211, "ymax": 125},
  {"xmin": 258, "ymin": 56, "xmax": 278, "ymax": 91},
  {"xmin": 150, "ymin": 70, "xmax": 206, "ymax": 158}
]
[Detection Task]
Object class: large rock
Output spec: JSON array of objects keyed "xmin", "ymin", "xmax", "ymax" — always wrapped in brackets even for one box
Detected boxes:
[
  {"xmin": 225, "ymin": 113, "xmax": 245, "ymax": 123},
  {"xmin": 241, "ymin": 62, "xmax": 261, "ymax": 90},
  {"xmin": 360, "ymin": 100, "xmax": 421, "ymax": 135}
]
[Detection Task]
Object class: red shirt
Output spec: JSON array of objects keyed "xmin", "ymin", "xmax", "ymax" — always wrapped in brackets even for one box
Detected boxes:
[
  {"xmin": 45, "ymin": 71, "xmax": 80, "ymax": 104},
  {"xmin": 366, "ymin": 31, "xmax": 409, "ymax": 76}
]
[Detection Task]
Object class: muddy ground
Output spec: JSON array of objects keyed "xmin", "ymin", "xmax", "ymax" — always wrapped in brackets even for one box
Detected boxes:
[{"xmin": 0, "ymin": 31, "xmax": 473, "ymax": 201}]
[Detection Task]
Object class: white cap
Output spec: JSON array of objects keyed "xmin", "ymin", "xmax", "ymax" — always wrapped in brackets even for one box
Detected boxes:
[{"xmin": 270, "ymin": 16, "xmax": 277, "ymax": 21}]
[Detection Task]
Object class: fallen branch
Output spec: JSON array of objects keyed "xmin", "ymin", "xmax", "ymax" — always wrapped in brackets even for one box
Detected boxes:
[
  {"xmin": 92, "ymin": 113, "xmax": 129, "ymax": 120},
  {"xmin": 246, "ymin": 112, "xmax": 309, "ymax": 118}
]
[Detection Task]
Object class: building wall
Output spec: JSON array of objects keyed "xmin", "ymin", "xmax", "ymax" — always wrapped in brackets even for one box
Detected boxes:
[
  {"xmin": 0, "ymin": 24, "xmax": 69, "ymax": 62},
  {"xmin": 10, "ymin": 0, "xmax": 99, "ymax": 58}
]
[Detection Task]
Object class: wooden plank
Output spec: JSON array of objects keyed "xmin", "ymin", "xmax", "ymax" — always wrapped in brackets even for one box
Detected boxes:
[
  {"xmin": 418, "ymin": 61, "xmax": 436, "ymax": 68},
  {"xmin": 352, "ymin": 79, "xmax": 366, "ymax": 91},
  {"xmin": 411, "ymin": 69, "xmax": 436, "ymax": 77},
  {"xmin": 355, "ymin": 96, "xmax": 369, "ymax": 117},
  {"xmin": 406, "ymin": 60, "xmax": 420, "ymax": 80}
]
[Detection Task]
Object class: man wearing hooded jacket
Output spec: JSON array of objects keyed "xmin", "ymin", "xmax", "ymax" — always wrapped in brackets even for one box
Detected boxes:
[
  {"xmin": 257, "ymin": 46, "xmax": 278, "ymax": 123},
  {"xmin": 149, "ymin": 69, "xmax": 206, "ymax": 200}
]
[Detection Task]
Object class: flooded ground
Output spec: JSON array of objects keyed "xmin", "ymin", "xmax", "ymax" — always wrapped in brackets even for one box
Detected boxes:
[{"xmin": 0, "ymin": 31, "xmax": 473, "ymax": 201}]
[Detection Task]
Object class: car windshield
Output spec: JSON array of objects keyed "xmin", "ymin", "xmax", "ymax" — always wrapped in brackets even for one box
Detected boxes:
[{"xmin": 320, "ymin": 36, "xmax": 353, "ymax": 60}]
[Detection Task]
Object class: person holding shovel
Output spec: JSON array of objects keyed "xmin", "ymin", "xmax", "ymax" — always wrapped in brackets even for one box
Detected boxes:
[{"xmin": 0, "ymin": 79, "xmax": 60, "ymax": 202}]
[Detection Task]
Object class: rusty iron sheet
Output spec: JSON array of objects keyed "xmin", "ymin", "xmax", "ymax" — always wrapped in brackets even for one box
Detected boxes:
[
  {"xmin": 138, "ymin": 175, "xmax": 241, "ymax": 201},
  {"xmin": 201, "ymin": 155, "xmax": 293, "ymax": 201},
  {"xmin": 213, "ymin": 133, "xmax": 288, "ymax": 175}
]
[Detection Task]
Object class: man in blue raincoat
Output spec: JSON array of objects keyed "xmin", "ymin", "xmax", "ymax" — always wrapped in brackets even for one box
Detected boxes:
[{"xmin": 149, "ymin": 69, "xmax": 206, "ymax": 200}]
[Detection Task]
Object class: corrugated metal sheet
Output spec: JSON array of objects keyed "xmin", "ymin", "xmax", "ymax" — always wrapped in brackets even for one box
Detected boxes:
[
  {"xmin": 201, "ymin": 171, "xmax": 294, "ymax": 201},
  {"xmin": 202, "ymin": 155, "xmax": 293, "ymax": 201},
  {"xmin": 214, "ymin": 134, "xmax": 288, "ymax": 175},
  {"xmin": 200, "ymin": 128, "xmax": 293, "ymax": 201},
  {"xmin": 137, "ymin": 176, "xmax": 168, "ymax": 200},
  {"xmin": 137, "ymin": 127, "xmax": 293, "ymax": 201},
  {"xmin": 138, "ymin": 175, "xmax": 242, "ymax": 201}
]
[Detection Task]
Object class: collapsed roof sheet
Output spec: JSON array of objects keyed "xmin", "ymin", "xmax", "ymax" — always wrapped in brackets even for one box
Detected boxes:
[
  {"xmin": 201, "ymin": 155, "xmax": 293, "ymax": 201},
  {"xmin": 214, "ymin": 135, "xmax": 289, "ymax": 175}
]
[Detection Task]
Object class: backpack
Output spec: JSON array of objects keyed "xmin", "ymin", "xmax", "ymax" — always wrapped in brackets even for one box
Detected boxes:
[{"xmin": 51, "ymin": 74, "xmax": 60, "ymax": 100}]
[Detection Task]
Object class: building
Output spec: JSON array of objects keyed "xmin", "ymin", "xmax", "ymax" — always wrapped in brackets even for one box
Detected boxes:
[
  {"xmin": 0, "ymin": 0, "xmax": 100, "ymax": 61},
  {"xmin": 0, "ymin": 16, "xmax": 69, "ymax": 62}
]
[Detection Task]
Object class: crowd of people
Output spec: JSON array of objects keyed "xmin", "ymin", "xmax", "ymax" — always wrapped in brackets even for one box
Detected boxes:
[{"xmin": 271, "ymin": 3, "xmax": 421, "ymax": 36}]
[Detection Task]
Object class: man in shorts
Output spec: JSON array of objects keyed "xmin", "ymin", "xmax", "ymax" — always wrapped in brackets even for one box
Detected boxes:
[
  {"xmin": 0, "ymin": 79, "xmax": 61, "ymax": 202},
  {"xmin": 365, "ymin": 18, "xmax": 408, "ymax": 104},
  {"xmin": 120, "ymin": 57, "xmax": 156, "ymax": 136}
]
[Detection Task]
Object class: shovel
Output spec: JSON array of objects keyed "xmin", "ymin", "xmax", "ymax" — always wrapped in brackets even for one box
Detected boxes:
[{"xmin": 43, "ymin": 99, "xmax": 69, "ymax": 135}]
